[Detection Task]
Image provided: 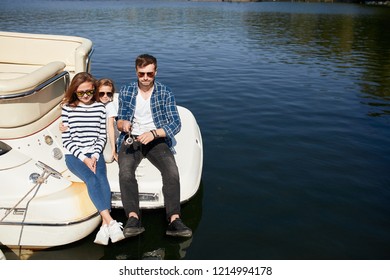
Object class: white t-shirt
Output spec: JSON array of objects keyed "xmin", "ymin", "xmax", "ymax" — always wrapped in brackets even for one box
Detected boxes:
[
  {"xmin": 105, "ymin": 100, "xmax": 118, "ymax": 119},
  {"xmin": 131, "ymin": 93, "xmax": 156, "ymax": 135},
  {"xmin": 102, "ymin": 96, "xmax": 119, "ymax": 162}
]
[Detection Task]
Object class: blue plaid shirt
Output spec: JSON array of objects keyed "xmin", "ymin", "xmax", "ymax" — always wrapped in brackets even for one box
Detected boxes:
[{"xmin": 117, "ymin": 80, "xmax": 181, "ymax": 153}]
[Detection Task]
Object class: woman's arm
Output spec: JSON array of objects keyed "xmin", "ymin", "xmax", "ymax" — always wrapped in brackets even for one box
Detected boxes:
[{"xmin": 61, "ymin": 106, "xmax": 87, "ymax": 162}]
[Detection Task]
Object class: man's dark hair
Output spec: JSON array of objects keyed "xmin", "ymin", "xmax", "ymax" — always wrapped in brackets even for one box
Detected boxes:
[{"xmin": 135, "ymin": 54, "xmax": 157, "ymax": 70}]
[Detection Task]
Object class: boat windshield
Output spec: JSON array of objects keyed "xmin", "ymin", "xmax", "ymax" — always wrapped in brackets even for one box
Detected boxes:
[{"xmin": 0, "ymin": 141, "xmax": 11, "ymax": 155}]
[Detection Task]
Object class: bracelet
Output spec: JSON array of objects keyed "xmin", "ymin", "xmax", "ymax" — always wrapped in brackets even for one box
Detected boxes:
[{"xmin": 150, "ymin": 130, "xmax": 157, "ymax": 139}]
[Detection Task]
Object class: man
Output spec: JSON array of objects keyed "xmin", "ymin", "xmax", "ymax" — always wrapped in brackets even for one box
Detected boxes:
[{"xmin": 117, "ymin": 54, "xmax": 192, "ymax": 238}]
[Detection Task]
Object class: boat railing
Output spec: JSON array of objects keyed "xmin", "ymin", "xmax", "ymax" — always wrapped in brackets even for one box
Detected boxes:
[
  {"xmin": 0, "ymin": 68, "xmax": 69, "ymax": 100},
  {"xmin": 0, "ymin": 68, "xmax": 69, "ymax": 138}
]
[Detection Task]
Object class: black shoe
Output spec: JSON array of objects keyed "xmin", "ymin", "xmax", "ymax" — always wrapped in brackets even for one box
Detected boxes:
[
  {"xmin": 123, "ymin": 217, "xmax": 145, "ymax": 238},
  {"xmin": 166, "ymin": 218, "xmax": 192, "ymax": 238}
]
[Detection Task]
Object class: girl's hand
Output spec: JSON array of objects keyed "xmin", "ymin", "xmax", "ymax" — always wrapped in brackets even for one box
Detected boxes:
[{"xmin": 59, "ymin": 122, "xmax": 68, "ymax": 132}]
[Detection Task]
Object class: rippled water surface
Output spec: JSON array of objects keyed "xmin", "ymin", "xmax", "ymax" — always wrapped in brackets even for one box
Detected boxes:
[{"xmin": 1, "ymin": 0, "xmax": 390, "ymax": 260}]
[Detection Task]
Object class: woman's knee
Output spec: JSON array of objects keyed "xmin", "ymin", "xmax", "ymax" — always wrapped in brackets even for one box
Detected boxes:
[{"xmin": 85, "ymin": 175, "xmax": 99, "ymax": 188}]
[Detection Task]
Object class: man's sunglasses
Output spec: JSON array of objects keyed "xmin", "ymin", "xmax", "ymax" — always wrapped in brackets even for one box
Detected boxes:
[
  {"xmin": 99, "ymin": 92, "xmax": 113, "ymax": 98},
  {"xmin": 137, "ymin": 72, "xmax": 155, "ymax": 78},
  {"xmin": 75, "ymin": 89, "xmax": 94, "ymax": 97}
]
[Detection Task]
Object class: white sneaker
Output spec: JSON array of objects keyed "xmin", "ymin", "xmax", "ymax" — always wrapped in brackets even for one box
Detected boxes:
[
  {"xmin": 108, "ymin": 220, "xmax": 125, "ymax": 243},
  {"xmin": 94, "ymin": 225, "xmax": 109, "ymax": 245}
]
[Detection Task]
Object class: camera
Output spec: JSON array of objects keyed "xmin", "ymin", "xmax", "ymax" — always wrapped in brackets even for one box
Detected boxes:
[{"xmin": 125, "ymin": 134, "xmax": 133, "ymax": 145}]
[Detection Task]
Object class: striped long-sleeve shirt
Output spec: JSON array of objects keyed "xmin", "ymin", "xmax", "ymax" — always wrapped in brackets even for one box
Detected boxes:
[{"xmin": 61, "ymin": 102, "xmax": 107, "ymax": 162}]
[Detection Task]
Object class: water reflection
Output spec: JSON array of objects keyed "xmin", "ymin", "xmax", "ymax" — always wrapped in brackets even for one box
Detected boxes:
[
  {"xmin": 242, "ymin": 5, "xmax": 390, "ymax": 116},
  {"xmin": 1, "ymin": 183, "xmax": 203, "ymax": 260},
  {"xmin": 1, "ymin": 239, "xmax": 105, "ymax": 260}
]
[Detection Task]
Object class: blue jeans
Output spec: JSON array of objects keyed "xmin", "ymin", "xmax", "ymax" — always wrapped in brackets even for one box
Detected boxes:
[
  {"xmin": 118, "ymin": 137, "xmax": 181, "ymax": 220},
  {"xmin": 65, "ymin": 153, "xmax": 111, "ymax": 212}
]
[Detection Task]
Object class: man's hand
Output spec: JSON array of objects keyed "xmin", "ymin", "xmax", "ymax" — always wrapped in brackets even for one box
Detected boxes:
[
  {"xmin": 136, "ymin": 131, "xmax": 155, "ymax": 145},
  {"xmin": 117, "ymin": 120, "xmax": 132, "ymax": 133}
]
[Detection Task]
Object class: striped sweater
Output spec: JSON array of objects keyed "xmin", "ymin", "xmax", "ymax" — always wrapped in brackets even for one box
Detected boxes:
[{"xmin": 61, "ymin": 102, "xmax": 107, "ymax": 162}]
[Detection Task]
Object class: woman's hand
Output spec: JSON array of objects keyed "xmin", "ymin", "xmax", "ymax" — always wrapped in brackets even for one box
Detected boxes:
[{"xmin": 83, "ymin": 157, "xmax": 97, "ymax": 173}]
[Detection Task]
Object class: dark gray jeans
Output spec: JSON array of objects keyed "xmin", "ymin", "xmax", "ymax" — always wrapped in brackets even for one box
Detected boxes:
[{"xmin": 118, "ymin": 137, "xmax": 181, "ymax": 220}]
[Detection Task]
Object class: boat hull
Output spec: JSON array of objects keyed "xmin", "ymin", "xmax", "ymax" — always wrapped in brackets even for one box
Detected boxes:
[
  {"xmin": 0, "ymin": 214, "xmax": 100, "ymax": 249},
  {"xmin": 0, "ymin": 159, "xmax": 101, "ymax": 248}
]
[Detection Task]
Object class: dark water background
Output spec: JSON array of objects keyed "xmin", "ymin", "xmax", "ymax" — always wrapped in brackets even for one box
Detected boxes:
[{"xmin": 1, "ymin": 0, "xmax": 390, "ymax": 260}]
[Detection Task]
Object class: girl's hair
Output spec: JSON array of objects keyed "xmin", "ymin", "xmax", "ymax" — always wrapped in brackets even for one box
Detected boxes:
[
  {"xmin": 96, "ymin": 78, "xmax": 116, "ymax": 99},
  {"xmin": 61, "ymin": 72, "xmax": 97, "ymax": 107}
]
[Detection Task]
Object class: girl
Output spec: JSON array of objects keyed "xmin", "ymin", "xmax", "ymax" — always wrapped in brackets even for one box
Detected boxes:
[{"xmin": 96, "ymin": 78, "xmax": 118, "ymax": 162}]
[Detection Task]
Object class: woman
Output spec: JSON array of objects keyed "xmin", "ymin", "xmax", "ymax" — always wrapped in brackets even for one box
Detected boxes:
[{"xmin": 61, "ymin": 72, "xmax": 124, "ymax": 245}]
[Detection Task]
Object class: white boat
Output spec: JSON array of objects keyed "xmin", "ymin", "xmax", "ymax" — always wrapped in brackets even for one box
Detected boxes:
[{"xmin": 0, "ymin": 31, "xmax": 203, "ymax": 248}]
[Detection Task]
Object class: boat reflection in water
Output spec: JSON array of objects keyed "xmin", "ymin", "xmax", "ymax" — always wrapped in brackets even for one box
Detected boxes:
[{"xmin": 1, "ymin": 183, "xmax": 203, "ymax": 260}]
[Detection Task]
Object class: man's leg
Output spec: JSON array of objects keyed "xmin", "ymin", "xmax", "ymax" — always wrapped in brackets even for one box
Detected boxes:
[
  {"xmin": 118, "ymin": 141, "xmax": 145, "ymax": 237},
  {"xmin": 146, "ymin": 139, "xmax": 181, "ymax": 219},
  {"xmin": 147, "ymin": 140, "xmax": 192, "ymax": 238}
]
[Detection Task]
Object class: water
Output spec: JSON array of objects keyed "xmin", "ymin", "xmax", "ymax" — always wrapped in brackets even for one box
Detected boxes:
[{"xmin": 1, "ymin": 0, "xmax": 390, "ymax": 260}]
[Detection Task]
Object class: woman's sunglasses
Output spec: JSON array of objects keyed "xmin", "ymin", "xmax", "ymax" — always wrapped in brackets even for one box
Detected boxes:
[
  {"xmin": 76, "ymin": 89, "xmax": 94, "ymax": 97},
  {"xmin": 99, "ymin": 92, "xmax": 113, "ymax": 98},
  {"xmin": 137, "ymin": 72, "xmax": 155, "ymax": 78}
]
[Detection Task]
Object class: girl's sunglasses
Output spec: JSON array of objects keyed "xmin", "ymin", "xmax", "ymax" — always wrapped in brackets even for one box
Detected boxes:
[
  {"xmin": 137, "ymin": 71, "xmax": 155, "ymax": 78},
  {"xmin": 99, "ymin": 92, "xmax": 113, "ymax": 98},
  {"xmin": 76, "ymin": 89, "xmax": 94, "ymax": 97}
]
